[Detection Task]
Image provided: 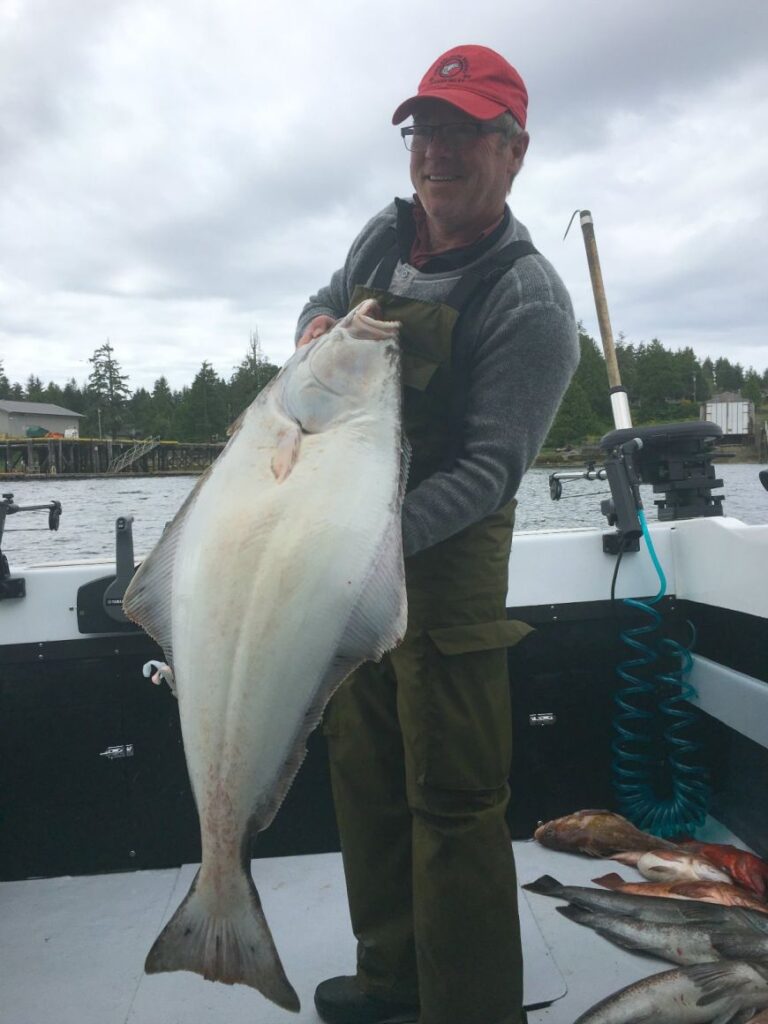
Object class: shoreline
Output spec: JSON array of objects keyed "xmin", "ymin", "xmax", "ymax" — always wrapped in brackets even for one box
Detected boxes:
[{"xmin": 1, "ymin": 455, "xmax": 764, "ymax": 483}]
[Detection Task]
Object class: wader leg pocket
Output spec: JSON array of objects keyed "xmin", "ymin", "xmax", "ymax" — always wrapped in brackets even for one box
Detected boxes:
[{"xmin": 408, "ymin": 620, "xmax": 533, "ymax": 792}]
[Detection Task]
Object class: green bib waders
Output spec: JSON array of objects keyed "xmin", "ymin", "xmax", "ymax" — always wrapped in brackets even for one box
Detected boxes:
[{"xmin": 323, "ymin": 250, "xmax": 533, "ymax": 1024}]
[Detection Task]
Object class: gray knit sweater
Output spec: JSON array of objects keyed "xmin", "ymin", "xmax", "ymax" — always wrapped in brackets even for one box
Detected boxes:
[{"xmin": 296, "ymin": 201, "xmax": 579, "ymax": 556}]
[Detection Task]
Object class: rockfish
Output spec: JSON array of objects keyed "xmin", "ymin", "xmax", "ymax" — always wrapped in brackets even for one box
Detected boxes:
[
  {"xmin": 593, "ymin": 873, "xmax": 768, "ymax": 914},
  {"xmin": 533, "ymin": 809, "xmax": 678, "ymax": 858},
  {"xmin": 123, "ymin": 300, "xmax": 407, "ymax": 1010},
  {"xmin": 573, "ymin": 961, "xmax": 768, "ymax": 1024},
  {"xmin": 613, "ymin": 849, "xmax": 733, "ymax": 885},
  {"xmin": 684, "ymin": 842, "xmax": 768, "ymax": 901}
]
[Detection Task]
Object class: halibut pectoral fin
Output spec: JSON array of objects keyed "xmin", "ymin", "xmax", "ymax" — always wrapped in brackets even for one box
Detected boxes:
[
  {"xmin": 271, "ymin": 423, "xmax": 302, "ymax": 482},
  {"xmin": 145, "ymin": 866, "xmax": 299, "ymax": 1012}
]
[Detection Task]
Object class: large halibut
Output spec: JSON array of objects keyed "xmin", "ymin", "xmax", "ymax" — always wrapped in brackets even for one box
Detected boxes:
[{"xmin": 123, "ymin": 299, "xmax": 407, "ymax": 1011}]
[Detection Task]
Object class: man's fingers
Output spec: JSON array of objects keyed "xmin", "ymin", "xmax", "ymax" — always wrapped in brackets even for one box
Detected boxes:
[{"xmin": 297, "ymin": 315, "xmax": 337, "ymax": 348}]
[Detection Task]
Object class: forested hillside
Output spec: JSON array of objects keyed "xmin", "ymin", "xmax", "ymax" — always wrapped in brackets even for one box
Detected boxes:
[{"xmin": 2, "ymin": 331, "xmax": 766, "ymax": 445}]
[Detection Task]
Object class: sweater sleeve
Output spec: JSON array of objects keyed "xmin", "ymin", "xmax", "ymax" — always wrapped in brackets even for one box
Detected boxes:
[
  {"xmin": 402, "ymin": 262, "xmax": 579, "ymax": 556},
  {"xmin": 294, "ymin": 205, "xmax": 397, "ymax": 343}
]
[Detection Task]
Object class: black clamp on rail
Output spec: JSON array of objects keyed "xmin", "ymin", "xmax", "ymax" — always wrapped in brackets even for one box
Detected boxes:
[
  {"xmin": 599, "ymin": 438, "xmax": 644, "ymax": 555},
  {"xmin": 0, "ymin": 492, "xmax": 63, "ymax": 600}
]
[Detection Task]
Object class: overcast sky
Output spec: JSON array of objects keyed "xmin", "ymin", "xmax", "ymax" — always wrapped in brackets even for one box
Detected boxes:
[{"xmin": 1, "ymin": 0, "xmax": 767, "ymax": 394}]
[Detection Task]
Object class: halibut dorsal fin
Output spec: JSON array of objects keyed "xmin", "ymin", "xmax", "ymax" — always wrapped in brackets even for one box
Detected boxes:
[{"xmin": 123, "ymin": 474, "xmax": 209, "ymax": 673}]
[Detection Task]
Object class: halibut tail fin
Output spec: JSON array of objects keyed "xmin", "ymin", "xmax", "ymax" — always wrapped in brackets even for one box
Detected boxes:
[{"xmin": 145, "ymin": 868, "xmax": 299, "ymax": 1012}]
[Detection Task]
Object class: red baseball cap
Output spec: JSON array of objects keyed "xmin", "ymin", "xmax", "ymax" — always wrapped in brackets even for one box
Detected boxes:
[{"xmin": 392, "ymin": 45, "xmax": 528, "ymax": 127}]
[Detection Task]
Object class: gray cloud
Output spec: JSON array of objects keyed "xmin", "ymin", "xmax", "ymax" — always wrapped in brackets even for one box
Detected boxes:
[{"xmin": 1, "ymin": 0, "xmax": 767, "ymax": 392}]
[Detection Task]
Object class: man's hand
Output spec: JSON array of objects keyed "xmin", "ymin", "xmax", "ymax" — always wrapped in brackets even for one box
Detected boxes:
[{"xmin": 296, "ymin": 314, "xmax": 337, "ymax": 348}]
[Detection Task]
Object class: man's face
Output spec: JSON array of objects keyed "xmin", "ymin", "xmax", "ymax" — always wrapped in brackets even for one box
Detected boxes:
[{"xmin": 408, "ymin": 99, "xmax": 529, "ymax": 237}]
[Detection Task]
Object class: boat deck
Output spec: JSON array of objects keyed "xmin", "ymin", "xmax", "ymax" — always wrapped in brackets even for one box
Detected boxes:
[{"xmin": 0, "ymin": 820, "xmax": 744, "ymax": 1024}]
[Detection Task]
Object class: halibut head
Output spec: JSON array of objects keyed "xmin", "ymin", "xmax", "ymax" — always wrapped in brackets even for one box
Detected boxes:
[{"xmin": 123, "ymin": 299, "xmax": 407, "ymax": 1011}]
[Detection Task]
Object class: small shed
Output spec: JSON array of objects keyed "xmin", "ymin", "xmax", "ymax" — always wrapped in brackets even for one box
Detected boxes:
[
  {"xmin": 700, "ymin": 391, "xmax": 753, "ymax": 437},
  {"xmin": 0, "ymin": 400, "xmax": 84, "ymax": 439}
]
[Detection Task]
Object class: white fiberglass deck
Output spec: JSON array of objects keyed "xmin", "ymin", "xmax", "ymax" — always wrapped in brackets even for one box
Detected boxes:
[{"xmin": 0, "ymin": 824, "xmax": 745, "ymax": 1024}]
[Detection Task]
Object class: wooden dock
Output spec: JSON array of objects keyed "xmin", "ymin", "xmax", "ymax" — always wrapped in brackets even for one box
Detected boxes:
[{"xmin": 1, "ymin": 437, "xmax": 225, "ymax": 477}]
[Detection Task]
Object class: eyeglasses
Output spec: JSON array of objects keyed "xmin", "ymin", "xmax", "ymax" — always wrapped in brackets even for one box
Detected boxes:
[{"xmin": 400, "ymin": 123, "xmax": 505, "ymax": 152}]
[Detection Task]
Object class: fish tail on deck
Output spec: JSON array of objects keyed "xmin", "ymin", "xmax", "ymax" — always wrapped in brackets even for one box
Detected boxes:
[
  {"xmin": 145, "ymin": 868, "xmax": 299, "ymax": 1012},
  {"xmin": 522, "ymin": 874, "xmax": 565, "ymax": 897}
]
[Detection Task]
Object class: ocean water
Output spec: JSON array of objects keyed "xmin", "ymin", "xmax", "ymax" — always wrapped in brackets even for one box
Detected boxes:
[{"xmin": 3, "ymin": 462, "xmax": 767, "ymax": 569}]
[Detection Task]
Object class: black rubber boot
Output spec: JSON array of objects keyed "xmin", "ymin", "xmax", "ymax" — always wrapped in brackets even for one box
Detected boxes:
[{"xmin": 314, "ymin": 976, "xmax": 419, "ymax": 1024}]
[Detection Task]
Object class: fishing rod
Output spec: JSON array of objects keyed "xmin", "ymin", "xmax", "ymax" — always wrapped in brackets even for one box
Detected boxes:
[
  {"xmin": 553, "ymin": 209, "xmax": 641, "ymax": 550},
  {"xmin": 554, "ymin": 209, "xmax": 711, "ymax": 836},
  {"xmin": 563, "ymin": 208, "xmax": 632, "ymax": 430}
]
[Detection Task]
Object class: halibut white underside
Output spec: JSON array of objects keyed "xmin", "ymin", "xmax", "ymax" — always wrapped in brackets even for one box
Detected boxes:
[{"xmin": 123, "ymin": 302, "xmax": 406, "ymax": 1011}]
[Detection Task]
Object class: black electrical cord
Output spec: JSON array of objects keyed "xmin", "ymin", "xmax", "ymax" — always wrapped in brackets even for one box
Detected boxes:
[{"xmin": 610, "ymin": 535, "xmax": 632, "ymax": 603}]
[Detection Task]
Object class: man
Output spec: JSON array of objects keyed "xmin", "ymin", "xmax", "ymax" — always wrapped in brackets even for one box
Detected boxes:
[{"xmin": 296, "ymin": 45, "xmax": 579, "ymax": 1024}]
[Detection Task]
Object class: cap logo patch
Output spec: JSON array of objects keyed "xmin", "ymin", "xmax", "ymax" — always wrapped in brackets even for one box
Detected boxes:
[{"xmin": 437, "ymin": 56, "xmax": 468, "ymax": 78}]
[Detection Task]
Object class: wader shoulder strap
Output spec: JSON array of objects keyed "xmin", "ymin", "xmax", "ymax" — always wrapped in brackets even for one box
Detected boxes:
[
  {"xmin": 350, "ymin": 227, "xmax": 399, "ymax": 293},
  {"xmin": 370, "ymin": 235, "xmax": 401, "ymax": 290},
  {"xmin": 444, "ymin": 240, "xmax": 539, "ymax": 312}
]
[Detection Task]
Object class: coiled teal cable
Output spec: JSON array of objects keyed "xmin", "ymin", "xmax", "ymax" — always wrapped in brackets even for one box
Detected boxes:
[{"xmin": 611, "ymin": 509, "xmax": 710, "ymax": 837}]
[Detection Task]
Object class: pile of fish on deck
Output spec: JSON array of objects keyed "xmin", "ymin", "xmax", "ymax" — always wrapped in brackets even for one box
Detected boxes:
[{"xmin": 525, "ymin": 810, "xmax": 768, "ymax": 1024}]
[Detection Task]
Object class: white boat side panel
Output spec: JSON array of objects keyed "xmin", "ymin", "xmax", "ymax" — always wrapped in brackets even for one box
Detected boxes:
[
  {"xmin": 506, "ymin": 525, "xmax": 676, "ymax": 608},
  {"xmin": 671, "ymin": 517, "xmax": 768, "ymax": 618},
  {"xmin": 2, "ymin": 516, "xmax": 765, "ymax": 647},
  {"xmin": 689, "ymin": 654, "xmax": 768, "ymax": 748},
  {"xmin": 0, "ymin": 562, "xmax": 126, "ymax": 646}
]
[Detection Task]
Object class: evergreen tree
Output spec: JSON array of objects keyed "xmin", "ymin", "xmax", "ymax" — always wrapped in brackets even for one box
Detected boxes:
[
  {"xmin": 229, "ymin": 330, "xmax": 279, "ymax": 423},
  {"xmin": 127, "ymin": 387, "xmax": 154, "ymax": 437},
  {"xmin": 87, "ymin": 340, "xmax": 131, "ymax": 437},
  {"xmin": 43, "ymin": 381, "xmax": 65, "ymax": 407},
  {"xmin": 546, "ymin": 380, "xmax": 601, "ymax": 447},
  {"xmin": 175, "ymin": 362, "xmax": 228, "ymax": 441},
  {"xmin": 615, "ymin": 336, "xmax": 638, "ymax": 402},
  {"xmin": 148, "ymin": 376, "xmax": 177, "ymax": 438},
  {"xmin": 713, "ymin": 357, "xmax": 744, "ymax": 394},
  {"xmin": 62, "ymin": 378, "xmax": 86, "ymax": 413},
  {"xmin": 26, "ymin": 374, "xmax": 45, "ymax": 400},
  {"xmin": 0, "ymin": 361, "xmax": 9, "ymax": 398},
  {"xmin": 573, "ymin": 332, "xmax": 612, "ymax": 426},
  {"xmin": 702, "ymin": 357, "xmax": 716, "ymax": 395},
  {"xmin": 743, "ymin": 370, "xmax": 763, "ymax": 407},
  {"xmin": 634, "ymin": 340, "xmax": 678, "ymax": 418}
]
